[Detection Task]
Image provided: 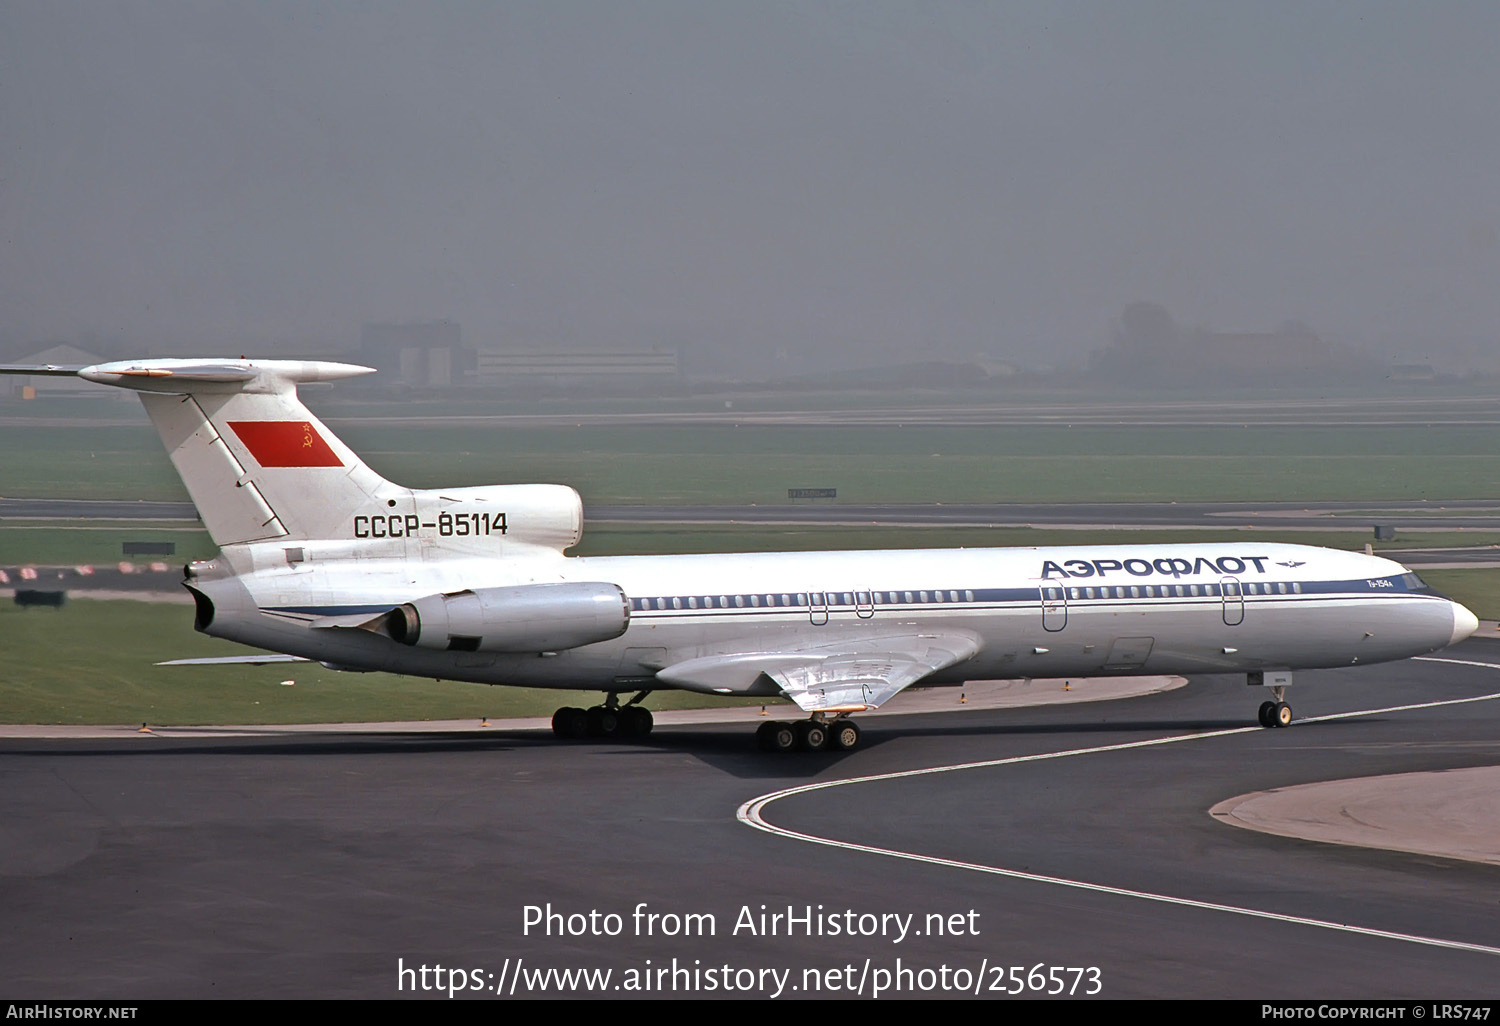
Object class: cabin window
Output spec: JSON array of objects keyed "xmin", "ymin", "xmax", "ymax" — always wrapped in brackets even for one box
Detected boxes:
[
  {"xmin": 965, "ymin": 590, "xmax": 974, "ymax": 602},
  {"xmin": 1292, "ymin": 583, "xmax": 1302, "ymax": 594}
]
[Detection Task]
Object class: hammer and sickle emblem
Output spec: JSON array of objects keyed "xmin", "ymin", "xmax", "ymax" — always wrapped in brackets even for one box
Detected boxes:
[{"xmin": 302, "ymin": 425, "xmax": 314, "ymax": 449}]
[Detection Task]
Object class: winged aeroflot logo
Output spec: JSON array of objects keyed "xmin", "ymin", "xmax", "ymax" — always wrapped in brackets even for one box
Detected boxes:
[
  {"xmin": 226, "ymin": 421, "xmax": 344, "ymax": 468},
  {"xmin": 1277, "ymin": 560, "xmax": 1306, "ymax": 568}
]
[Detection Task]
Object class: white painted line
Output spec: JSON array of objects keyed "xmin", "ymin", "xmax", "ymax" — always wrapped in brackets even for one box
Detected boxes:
[
  {"xmin": 738, "ymin": 678, "xmax": 1500, "ymax": 958},
  {"xmin": 1415, "ymin": 655, "xmax": 1500, "ymax": 670}
]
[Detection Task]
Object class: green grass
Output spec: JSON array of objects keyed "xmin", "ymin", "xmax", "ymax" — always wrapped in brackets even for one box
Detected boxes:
[
  {"xmin": 0, "ymin": 599, "xmax": 764, "ymax": 725},
  {"xmin": 0, "ymin": 523, "xmax": 214, "ymax": 566},
  {"xmin": 5, "ymin": 422, "xmax": 1500, "ymax": 505},
  {"xmin": 1417, "ymin": 569, "xmax": 1500, "ymax": 621}
]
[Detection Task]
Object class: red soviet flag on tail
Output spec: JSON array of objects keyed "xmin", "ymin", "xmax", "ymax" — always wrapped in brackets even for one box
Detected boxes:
[{"xmin": 227, "ymin": 421, "xmax": 344, "ymax": 468}]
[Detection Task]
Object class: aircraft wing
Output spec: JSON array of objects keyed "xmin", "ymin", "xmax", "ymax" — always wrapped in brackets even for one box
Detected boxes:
[
  {"xmin": 156, "ymin": 654, "xmax": 312, "ymax": 666},
  {"xmin": 655, "ymin": 631, "xmax": 980, "ymax": 714}
]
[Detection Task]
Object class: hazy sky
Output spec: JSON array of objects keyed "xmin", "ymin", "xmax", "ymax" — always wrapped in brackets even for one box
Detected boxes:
[{"xmin": 3, "ymin": 2, "xmax": 1498, "ymax": 369}]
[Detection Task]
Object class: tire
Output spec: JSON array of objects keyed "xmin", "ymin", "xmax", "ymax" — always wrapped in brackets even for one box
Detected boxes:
[
  {"xmin": 1274, "ymin": 702, "xmax": 1293, "ymax": 728},
  {"xmin": 586, "ymin": 705, "xmax": 620, "ymax": 738},
  {"xmin": 770, "ymin": 722, "xmax": 797, "ymax": 753},
  {"xmin": 795, "ymin": 720, "xmax": 828, "ymax": 752},
  {"xmin": 829, "ymin": 719, "xmax": 861, "ymax": 752},
  {"xmin": 552, "ymin": 707, "xmax": 587, "ymax": 739},
  {"xmin": 616, "ymin": 705, "xmax": 652, "ymax": 738},
  {"xmin": 630, "ymin": 706, "xmax": 653, "ymax": 737},
  {"xmin": 1257, "ymin": 701, "xmax": 1276, "ymax": 728},
  {"xmin": 756, "ymin": 720, "xmax": 780, "ymax": 752}
]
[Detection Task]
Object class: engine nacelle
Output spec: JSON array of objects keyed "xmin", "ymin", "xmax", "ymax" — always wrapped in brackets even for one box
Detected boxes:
[
  {"xmin": 407, "ymin": 484, "xmax": 584, "ymax": 554},
  {"xmin": 386, "ymin": 581, "xmax": 629, "ymax": 653}
]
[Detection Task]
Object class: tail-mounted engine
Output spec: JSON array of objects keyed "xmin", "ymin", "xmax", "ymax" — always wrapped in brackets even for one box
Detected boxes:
[{"xmin": 378, "ymin": 581, "xmax": 629, "ymax": 653}]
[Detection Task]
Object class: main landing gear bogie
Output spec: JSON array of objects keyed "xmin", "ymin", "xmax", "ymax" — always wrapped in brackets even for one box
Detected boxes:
[
  {"xmin": 551, "ymin": 693, "xmax": 654, "ymax": 741},
  {"xmin": 757, "ymin": 717, "xmax": 862, "ymax": 754}
]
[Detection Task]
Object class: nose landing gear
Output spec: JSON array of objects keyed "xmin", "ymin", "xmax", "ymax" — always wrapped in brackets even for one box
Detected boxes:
[
  {"xmin": 1257, "ymin": 700, "xmax": 1293, "ymax": 728},
  {"xmin": 1250, "ymin": 671, "xmax": 1293, "ymax": 728}
]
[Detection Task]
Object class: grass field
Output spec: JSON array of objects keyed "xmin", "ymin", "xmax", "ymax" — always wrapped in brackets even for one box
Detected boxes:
[
  {"xmin": 0, "ymin": 523, "xmax": 216, "ymax": 566},
  {"xmin": 5, "ymin": 421, "xmax": 1500, "ymax": 505},
  {"xmin": 0, "ymin": 599, "xmax": 770, "ymax": 725}
]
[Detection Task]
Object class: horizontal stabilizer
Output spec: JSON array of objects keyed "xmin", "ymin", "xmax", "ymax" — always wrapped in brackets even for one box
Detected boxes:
[
  {"xmin": 0, "ymin": 364, "xmax": 87, "ymax": 376},
  {"xmin": 78, "ymin": 359, "xmax": 374, "ymax": 392}
]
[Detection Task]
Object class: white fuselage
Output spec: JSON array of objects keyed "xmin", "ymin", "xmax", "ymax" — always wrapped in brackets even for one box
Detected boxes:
[{"xmin": 187, "ymin": 540, "xmax": 1470, "ymax": 699}]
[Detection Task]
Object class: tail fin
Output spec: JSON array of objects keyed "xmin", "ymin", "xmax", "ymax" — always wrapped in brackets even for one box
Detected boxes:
[{"xmin": 79, "ymin": 359, "xmax": 389, "ymax": 545}]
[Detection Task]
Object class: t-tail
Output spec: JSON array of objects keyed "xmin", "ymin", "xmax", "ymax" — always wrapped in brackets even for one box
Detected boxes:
[{"xmin": 17, "ymin": 359, "xmax": 583, "ymax": 557}]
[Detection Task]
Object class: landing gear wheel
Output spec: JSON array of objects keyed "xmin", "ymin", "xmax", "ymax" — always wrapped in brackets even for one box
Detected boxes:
[
  {"xmin": 551, "ymin": 707, "xmax": 587, "ymax": 739},
  {"xmin": 619, "ymin": 705, "xmax": 653, "ymax": 737},
  {"xmin": 759, "ymin": 721, "xmax": 796, "ymax": 753},
  {"xmin": 795, "ymin": 720, "xmax": 828, "ymax": 752},
  {"xmin": 828, "ymin": 719, "xmax": 861, "ymax": 752},
  {"xmin": 1273, "ymin": 701, "xmax": 1293, "ymax": 728},
  {"xmin": 586, "ymin": 705, "xmax": 621, "ymax": 738},
  {"xmin": 1257, "ymin": 701, "xmax": 1277, "ymax": 728},
  {"xmin": 756, "ymin": 721, "xmax": 781, "ymax": 752}
]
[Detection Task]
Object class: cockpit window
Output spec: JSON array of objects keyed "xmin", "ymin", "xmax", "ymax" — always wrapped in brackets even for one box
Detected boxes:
[{"xmin": 1401, "ymin": 572, "xmax": 1426, "ymax": 590}]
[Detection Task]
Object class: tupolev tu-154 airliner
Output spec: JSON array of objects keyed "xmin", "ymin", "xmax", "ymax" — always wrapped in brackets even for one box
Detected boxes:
[{"xmin": 2, "ymin": 358, "xmax": 1479, "ymax": 752}]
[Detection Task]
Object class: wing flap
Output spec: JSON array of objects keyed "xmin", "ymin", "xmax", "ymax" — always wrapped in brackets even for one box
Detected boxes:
[
  {"xmin": 156, "ymin": 654, "xmax": 311, "ymax": 666},
  {"xmin": 655, "ymin": 632, "xmax": 981, "ymax": 711}
]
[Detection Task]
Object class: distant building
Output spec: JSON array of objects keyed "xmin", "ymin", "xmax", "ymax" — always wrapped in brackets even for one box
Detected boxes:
[
  {"xmin": 359, "ymin": 320, "xmax": 464, "ymax": 387},
  {"xmin": 1090, "ymin": 304, "xmax": 1370, "ymax": 386}
]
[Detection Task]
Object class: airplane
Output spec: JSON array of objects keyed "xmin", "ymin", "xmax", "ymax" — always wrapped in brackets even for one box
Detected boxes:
[{"xmin": 0, "ymin": 358, "xmax": 1479, "ymax": 752}]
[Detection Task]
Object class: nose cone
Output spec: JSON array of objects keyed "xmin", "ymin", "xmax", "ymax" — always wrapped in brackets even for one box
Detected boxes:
[{"xmin": 1450, "ymin": 602, "xmax": 1480, "ymax": 646}]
